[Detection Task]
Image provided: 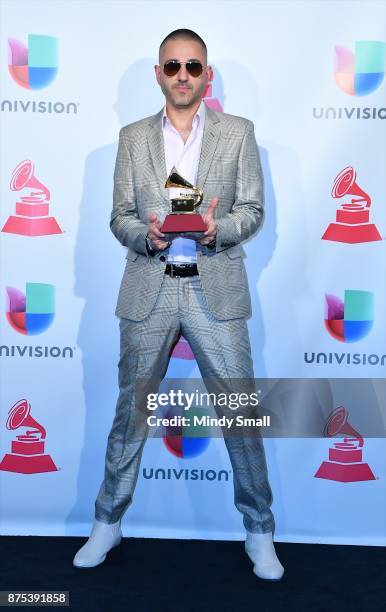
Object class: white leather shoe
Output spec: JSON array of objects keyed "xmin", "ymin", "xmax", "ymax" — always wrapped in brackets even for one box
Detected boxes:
[
  {"xmin": 245, "ymin": 531, "xmax": 284, "ymax": 580},
  {"xmin": 73, "ymin": 519, "xmax": 122, "ymax": 568}
]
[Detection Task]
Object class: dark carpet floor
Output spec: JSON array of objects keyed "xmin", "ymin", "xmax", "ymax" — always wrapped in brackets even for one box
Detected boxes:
[{"xmin": 1, "ymin": 537, "xmax": 385, "ymax": 612}]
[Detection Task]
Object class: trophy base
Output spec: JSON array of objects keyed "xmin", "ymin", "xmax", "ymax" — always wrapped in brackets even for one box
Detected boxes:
[
  {"xmin": 322, "ymin": 223, "xmax": 382, "ymax": 243},
  {"xmin": 314, "ymin": 460, "xmax": 375, "ymax": 482},
  {"xmin": 161, "ymin": 213, "xmax": 207, "ymax": 241},
  {"xmin": 0, "ymin": 453, "xmax": 58, "ymax": 474},
  {"xmin": 2, "ymin": 215, "xmax": 63, "ymax": 237}
]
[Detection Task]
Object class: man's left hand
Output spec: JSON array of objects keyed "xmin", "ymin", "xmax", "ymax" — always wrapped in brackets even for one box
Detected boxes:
[{"xmin": 199, "ymin": 196, "xmax": 219, "ymax": 245}]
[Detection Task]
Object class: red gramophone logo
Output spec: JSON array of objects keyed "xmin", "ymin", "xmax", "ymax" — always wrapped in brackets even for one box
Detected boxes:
[
  {"xmin": 322, "ymin": 166, "xmax": 381, "ymax": 243},
  {"xmin": 315, "ymin": 406, "xmax": 375, "ymax": 482},
  {"xmin": 2, "ymin": 160, "xmax": 62, "ymax": 236},
  {"xmin": 0, "ymin": 399, "xmax": 58, "ymax": 474}
]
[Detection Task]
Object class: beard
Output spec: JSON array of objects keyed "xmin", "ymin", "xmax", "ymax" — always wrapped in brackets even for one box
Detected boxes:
[{"xmin": 160, "ymin": 80, "xmax": 205, "ymax": 109}]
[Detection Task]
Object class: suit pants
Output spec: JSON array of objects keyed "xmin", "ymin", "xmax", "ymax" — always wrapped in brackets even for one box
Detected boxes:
[{"xmin": 95, "ymin": 274, "xmax": 275, "ymax": 533}]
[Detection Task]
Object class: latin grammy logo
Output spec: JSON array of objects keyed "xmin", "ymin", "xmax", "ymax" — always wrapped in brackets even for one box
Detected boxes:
[
  {"xmin": 2, "ymin": 160, "xmax": 62, "ymax": 236},
  {"xmin": 322, "ymin": 166, "xmax": 381, "ymax": 244},
  {"xmin": 315, "ymin": 406, "xmax": 375, "ymax": 482},
  {"xmin": 0, "ymin": 399, "xmax": 58, "ymax": 474},
  {"xmin": 203, "ymin": 67, "xmax": 223, "ymax": 112}
]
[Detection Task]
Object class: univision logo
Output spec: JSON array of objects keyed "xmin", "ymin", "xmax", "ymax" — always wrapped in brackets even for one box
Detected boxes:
[
  {"xmin": 313, "ymin": 41, "xmax": 386, "ymax": 120},
  {"xmin": 304, "ymin": 290, "xmax": 385, "ymax": 366},
  {"xmin": 163, "ymin": 406, "xmax": 211, "ymax": 458},
  {"xmin": 0, "ymin": 100, "xmax": 78, "ymax": 114},
  {"xmin": 2, "ymin": 283, "xmax": 74, "ymax": 359},
  {"xmin": 6, "ymin": 283, "xmax": 55, "ymax": 335},
  {"xmin": 334, "ymin": 41, "xmax": 385, "ymax": 97},
  {"xmin": 304, "ymin": 352, "xmax": 385, "ymax": 367},
  {"xmin": 142, "ymin": 467, "xmax": 230, "ymax": 482},
  {"xmin": 8, "ymin": 35, "xmax": 58, "ymax": 90},
  {"xmin": 3, "ymin": 34, "xmax": 79, "ymax": 114},
  {"xmin": 0, "ymin": 345, "xmax": 74, "ymax": 359},
  {"xmin": 142, "ymin": 406, "xmax": 229, "ymax": 481},
  {"xmin": 324, "ymin": 290, "xmax": 373, "ymax": 343}
]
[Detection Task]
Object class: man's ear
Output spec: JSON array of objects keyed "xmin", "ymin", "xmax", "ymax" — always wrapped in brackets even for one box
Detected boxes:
[{"xmin": 154, "ymin": 64, "xmax": 161, "ymax": 85}]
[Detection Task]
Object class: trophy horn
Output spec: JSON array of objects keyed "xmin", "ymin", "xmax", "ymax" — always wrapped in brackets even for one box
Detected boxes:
[
  {"xmin": 6, "ymin": 399, "xmax": 46, "ymax": 439},
  {"xmin": 165, "ymin": 166, "xmax": 203, "ymax": 208},
  {"xmin": 165, "ymin": 166, "xmax": 195, "ymax": 190},
  {"xmin": 324, "ymin": 406, "xmax": 364, "ymax": 447},
  {"xmin": 10, "ymin": 160, "xmax": 50, "ymax": 201},
  {"xmin": 331, "ymin": 166, "xmax": 371, "ymax": 208}
]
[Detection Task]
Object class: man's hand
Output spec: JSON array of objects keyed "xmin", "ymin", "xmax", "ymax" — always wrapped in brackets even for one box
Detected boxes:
[
  {"xmin": 147, "ymin": 212, "xmax": 169, "ymax": 251},
  {"xmin": 199, "ymin": 196, "xmax": 219, "ymax": 245}
]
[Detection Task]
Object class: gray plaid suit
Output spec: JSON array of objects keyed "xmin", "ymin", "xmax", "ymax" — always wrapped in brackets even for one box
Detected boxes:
[{"xmin": 95, "ymin": 106, "xmax": 275, "ymax": 534}]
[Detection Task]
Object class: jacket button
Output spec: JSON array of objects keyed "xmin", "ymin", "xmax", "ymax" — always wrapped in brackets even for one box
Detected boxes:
[{"xmin": 160, "ymin": 255, "xmax": 166, "ymax": 262}]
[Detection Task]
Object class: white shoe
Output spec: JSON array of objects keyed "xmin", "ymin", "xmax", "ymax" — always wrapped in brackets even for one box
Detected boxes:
[
  {"xmin": 73, "ymin": 519, "xmax": 122, "ymax": 568},
  {"xmin": 245, "ymin": 531, "xmax": 284, "ymax": 580}
]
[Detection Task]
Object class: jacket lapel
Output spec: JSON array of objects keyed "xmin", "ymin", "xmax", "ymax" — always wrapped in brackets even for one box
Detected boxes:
[
  {"xmin": 196, "ymin": 105, "xmax": 221, "ymax": 190},
  {"xmin": 147, "ymin": 109, "xmax": 169, "ymax": 202}
]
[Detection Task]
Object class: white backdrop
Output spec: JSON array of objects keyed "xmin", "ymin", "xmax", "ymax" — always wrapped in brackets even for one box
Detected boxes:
[{"xmin": 1, "ymin": 0, "xmax": 385, "ymax": 545}]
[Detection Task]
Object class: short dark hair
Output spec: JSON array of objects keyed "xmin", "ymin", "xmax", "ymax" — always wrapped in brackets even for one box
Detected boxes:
[{"xmin": 159, "ymin": 29, "xmax": 207, "ymax": 61}]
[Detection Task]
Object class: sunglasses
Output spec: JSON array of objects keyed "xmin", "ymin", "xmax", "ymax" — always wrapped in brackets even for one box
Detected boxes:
[{"xmin": 163, "ymin": 60, "xmax": 204, "ymax": 78}]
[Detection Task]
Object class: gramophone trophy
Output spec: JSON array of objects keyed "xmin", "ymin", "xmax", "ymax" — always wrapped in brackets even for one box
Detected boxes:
[
  {"xmin": 0, "ymin": 399, "xmax": 57, "ymax": 474},
  {"xmin": 160, "ymin": 166, "xmax": 207, "ymax": 240},
  {"xmin": 322, "ymin": 166, "xmax": 381, "ymax": 244},
  {"xmin": 314, "ymin": 406, "xmax": 375, "ymax": 482},
  {"xmin": 2, "ymin": 160, "xmax": 62, "ymax": 237}
]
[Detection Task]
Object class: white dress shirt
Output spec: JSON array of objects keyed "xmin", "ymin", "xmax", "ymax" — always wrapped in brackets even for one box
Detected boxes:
[{"xmin": 162, "ymin": 100, "xmax": 206, "ymax": 263}]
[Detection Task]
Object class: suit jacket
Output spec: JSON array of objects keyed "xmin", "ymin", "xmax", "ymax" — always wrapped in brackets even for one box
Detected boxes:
[{"xmin": 111, "ymin": 105, "xmax": 265, "ymax": 321}]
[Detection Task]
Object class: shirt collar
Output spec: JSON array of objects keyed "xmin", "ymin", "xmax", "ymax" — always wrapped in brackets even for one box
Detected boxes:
[{"xmin": 162, "ymin": 100, "xmax": 206, "ymax": 128}]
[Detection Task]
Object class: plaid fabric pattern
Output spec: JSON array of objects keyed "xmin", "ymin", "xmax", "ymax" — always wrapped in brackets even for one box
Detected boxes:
[
  {"xmin": 95, "ymin": 276, "xmax": 274, "ymax": 533},
  {"xmin": 111, "ymin": 106, "xmax": 264, "ymax": 321}
]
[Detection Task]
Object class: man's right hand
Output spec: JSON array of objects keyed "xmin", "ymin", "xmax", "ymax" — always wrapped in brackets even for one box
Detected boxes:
[{"xmin": 147, "ymin": 212, "xmax": 170, "ymax": 251}]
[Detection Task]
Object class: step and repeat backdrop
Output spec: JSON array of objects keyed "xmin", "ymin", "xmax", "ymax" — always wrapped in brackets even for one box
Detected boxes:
[{"xmin": 1, "ymin": 1, "xmax": 385, "ymax": 545}]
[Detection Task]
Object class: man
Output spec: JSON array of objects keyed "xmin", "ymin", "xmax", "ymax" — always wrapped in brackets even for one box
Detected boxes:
[{"xmin": 73, "ymin": 29, "xmax": 284, "ymax": 581}]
